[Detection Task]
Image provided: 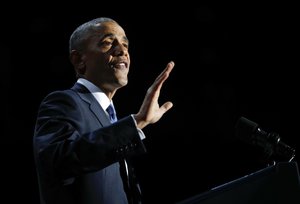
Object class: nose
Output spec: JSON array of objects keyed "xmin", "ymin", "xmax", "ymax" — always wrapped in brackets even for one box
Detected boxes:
[{"xmin": 113, "ymin": 43, "xmax": 128, "ymax": 56}]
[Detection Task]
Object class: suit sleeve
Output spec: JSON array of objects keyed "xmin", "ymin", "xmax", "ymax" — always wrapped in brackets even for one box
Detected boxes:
[{"xmin": 33, "ymin": 90, "xmax": 146, "ymax": 180}]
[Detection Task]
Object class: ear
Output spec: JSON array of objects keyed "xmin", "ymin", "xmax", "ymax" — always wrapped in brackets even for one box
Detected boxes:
[{"xmin": 70, "ymin": 50, "xmax": 86, "ymax": 76}]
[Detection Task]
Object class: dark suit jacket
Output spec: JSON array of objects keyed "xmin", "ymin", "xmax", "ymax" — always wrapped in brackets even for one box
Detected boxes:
[{"xmin": 33, "ymin": 83, "xmax": 146, "ymax": 204}]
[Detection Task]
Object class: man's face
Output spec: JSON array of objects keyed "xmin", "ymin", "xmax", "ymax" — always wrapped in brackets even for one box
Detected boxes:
[{"xmin": 81, "ymin": 21, "xmax": 130, "ymax": 92}]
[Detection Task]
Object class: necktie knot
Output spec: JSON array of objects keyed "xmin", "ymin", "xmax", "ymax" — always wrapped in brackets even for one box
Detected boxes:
[{"xmin": 106, "ymin": 104, "xmax": 117, "ymax": 123}]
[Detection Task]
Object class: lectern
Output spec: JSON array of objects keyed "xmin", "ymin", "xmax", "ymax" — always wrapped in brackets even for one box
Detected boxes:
[{"xmin": 176, "ymin": 162, "xmax": 300, "ymax": 204}]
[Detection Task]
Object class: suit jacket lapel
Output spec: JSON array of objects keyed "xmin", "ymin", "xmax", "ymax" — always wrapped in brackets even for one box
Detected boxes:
[{"xmin": 71, "ymin": 83, "xmax": 111, "ymax": 127}]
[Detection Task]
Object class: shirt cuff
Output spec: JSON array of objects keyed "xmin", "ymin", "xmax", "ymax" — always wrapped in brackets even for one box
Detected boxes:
[{"xmin": 131, "ymin": 114, "xmax": 146, "ymax": 140}]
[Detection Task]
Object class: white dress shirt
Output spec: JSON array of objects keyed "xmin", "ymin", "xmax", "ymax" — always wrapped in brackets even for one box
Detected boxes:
[{"xmin": 77, "ymin": 78, "xmax": 146, "ymax": 140}]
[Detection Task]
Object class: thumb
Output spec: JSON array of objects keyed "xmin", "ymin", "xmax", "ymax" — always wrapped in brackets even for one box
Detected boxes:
[{"xmin": 161, "ymin": 102, "xmax": 173, "ymax": 113}]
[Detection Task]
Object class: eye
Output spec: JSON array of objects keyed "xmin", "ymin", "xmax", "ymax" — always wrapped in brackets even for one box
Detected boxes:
[
  {"xmin": 99, "ymin": 41, "xmax": 113, "ymax": 47},
  {"xmin": 122, "ymin": 43, "xmax": 129, "ymax": 49}
]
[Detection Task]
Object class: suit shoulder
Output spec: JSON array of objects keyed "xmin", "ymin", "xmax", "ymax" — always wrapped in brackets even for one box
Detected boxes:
[
  {"xmin": 38, "ymin": 88, "xmax": 80, "ymax": 109},
  {"xmin": 43, "ymin": 89, "xmax": 77, "ymax": 100}
]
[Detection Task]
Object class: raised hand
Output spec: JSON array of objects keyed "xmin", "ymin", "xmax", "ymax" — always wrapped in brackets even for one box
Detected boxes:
[{"xmin": 134, "ymin": 61, "xmax": 175, "ymax": 129}]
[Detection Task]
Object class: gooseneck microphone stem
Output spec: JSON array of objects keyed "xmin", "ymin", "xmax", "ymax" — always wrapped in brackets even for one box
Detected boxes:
[{"xmin": 235, "ymin": 117, "xmax": 296, "ymax": 163}]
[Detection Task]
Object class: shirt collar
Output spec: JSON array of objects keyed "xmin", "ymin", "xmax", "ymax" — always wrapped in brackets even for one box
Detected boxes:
[{"xmin": 77, "ymin": 78, "xmax": 112, "ymax": 110}]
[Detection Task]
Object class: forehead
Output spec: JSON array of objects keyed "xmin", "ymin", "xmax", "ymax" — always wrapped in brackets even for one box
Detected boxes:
[{"xmin": 91, "ymin": 21, "xmax": 127, "ymax": 39}]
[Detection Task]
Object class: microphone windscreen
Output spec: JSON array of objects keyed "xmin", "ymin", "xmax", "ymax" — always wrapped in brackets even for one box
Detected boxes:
[{"xmin": 235, "ymin": 116, "xmax": 258, "ymax": 143}]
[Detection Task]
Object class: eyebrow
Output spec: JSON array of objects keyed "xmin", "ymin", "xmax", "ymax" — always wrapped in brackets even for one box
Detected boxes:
[{"xmin": 101, "ymin": 33, "xmax": 129, "ymax": 44}]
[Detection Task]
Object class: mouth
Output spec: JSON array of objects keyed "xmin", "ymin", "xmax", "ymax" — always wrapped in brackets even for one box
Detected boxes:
[{"xmin": 110, "ymin": 61, "xmax": 128, "ymax": 69}]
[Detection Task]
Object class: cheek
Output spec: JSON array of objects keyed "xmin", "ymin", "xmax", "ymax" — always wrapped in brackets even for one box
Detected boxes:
[{"xmin": 91, "ymin": 55, "xmax": 109, "ymax": 68}]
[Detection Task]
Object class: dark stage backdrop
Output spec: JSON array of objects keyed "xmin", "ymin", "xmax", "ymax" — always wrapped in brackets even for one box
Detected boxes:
[{"xmin": 2, "ymin": 3, "xmax": 294, "ymax": 204}]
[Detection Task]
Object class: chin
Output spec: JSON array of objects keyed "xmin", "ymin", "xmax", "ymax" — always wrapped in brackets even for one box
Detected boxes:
[
  {"xmin": 114, "ymin": 78, "xmax": 128, "ymax": 88},
  {"xmin": 120, "ymin": 80, "xmax": 128, "ymax": 87}
]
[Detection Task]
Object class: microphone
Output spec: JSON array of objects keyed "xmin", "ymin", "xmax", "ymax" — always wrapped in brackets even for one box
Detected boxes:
[{"xmin": 235, "ymin": 116, "xmax": 295, "ymax": 162}]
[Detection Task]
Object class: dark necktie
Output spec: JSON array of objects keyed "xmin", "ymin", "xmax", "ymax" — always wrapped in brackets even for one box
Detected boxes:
[
  {"xmin": 106, "ymin": 104, "xmax": 142, "ymax": 204},
  {"xmin": 106, "ymin": 104, "xmax": 117, "ymax": 123}
]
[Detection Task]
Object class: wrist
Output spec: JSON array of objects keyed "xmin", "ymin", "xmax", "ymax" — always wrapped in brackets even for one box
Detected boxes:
[{"xmin": 133, "ymin": 114, "xmax": 148, "ymax": 129}]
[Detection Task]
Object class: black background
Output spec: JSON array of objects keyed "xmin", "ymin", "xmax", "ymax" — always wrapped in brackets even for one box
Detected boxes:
[{"xmin": 2, "ymin": 3, "xmax": 296, "ymax": 204}]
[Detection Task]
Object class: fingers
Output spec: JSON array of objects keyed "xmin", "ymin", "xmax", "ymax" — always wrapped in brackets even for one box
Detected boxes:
[
  {"xmin": 164, "ymin": 61, "xmax": 175, "ymax": 75},
  {"xmin": 156, "ymin": 61, "xmax": 175, "ymax": 81},
  {"xmin": 166, "ymin": 61, "xmax": 175, "ymax": 72},
  {"xmin": 153, "ymin": 61, "xmax": 175, "ymax": 90}
]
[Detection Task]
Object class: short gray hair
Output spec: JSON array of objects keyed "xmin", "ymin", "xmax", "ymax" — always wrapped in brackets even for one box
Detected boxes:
[{"xmin": 69, "ymin": 17, "xmax": 116, "ymax": 53}]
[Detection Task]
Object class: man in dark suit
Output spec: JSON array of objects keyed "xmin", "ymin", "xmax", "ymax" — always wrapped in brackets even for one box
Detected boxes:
[{"xmin": 33, "ymin": 17, "xmax": 174, "ymax": 204}]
